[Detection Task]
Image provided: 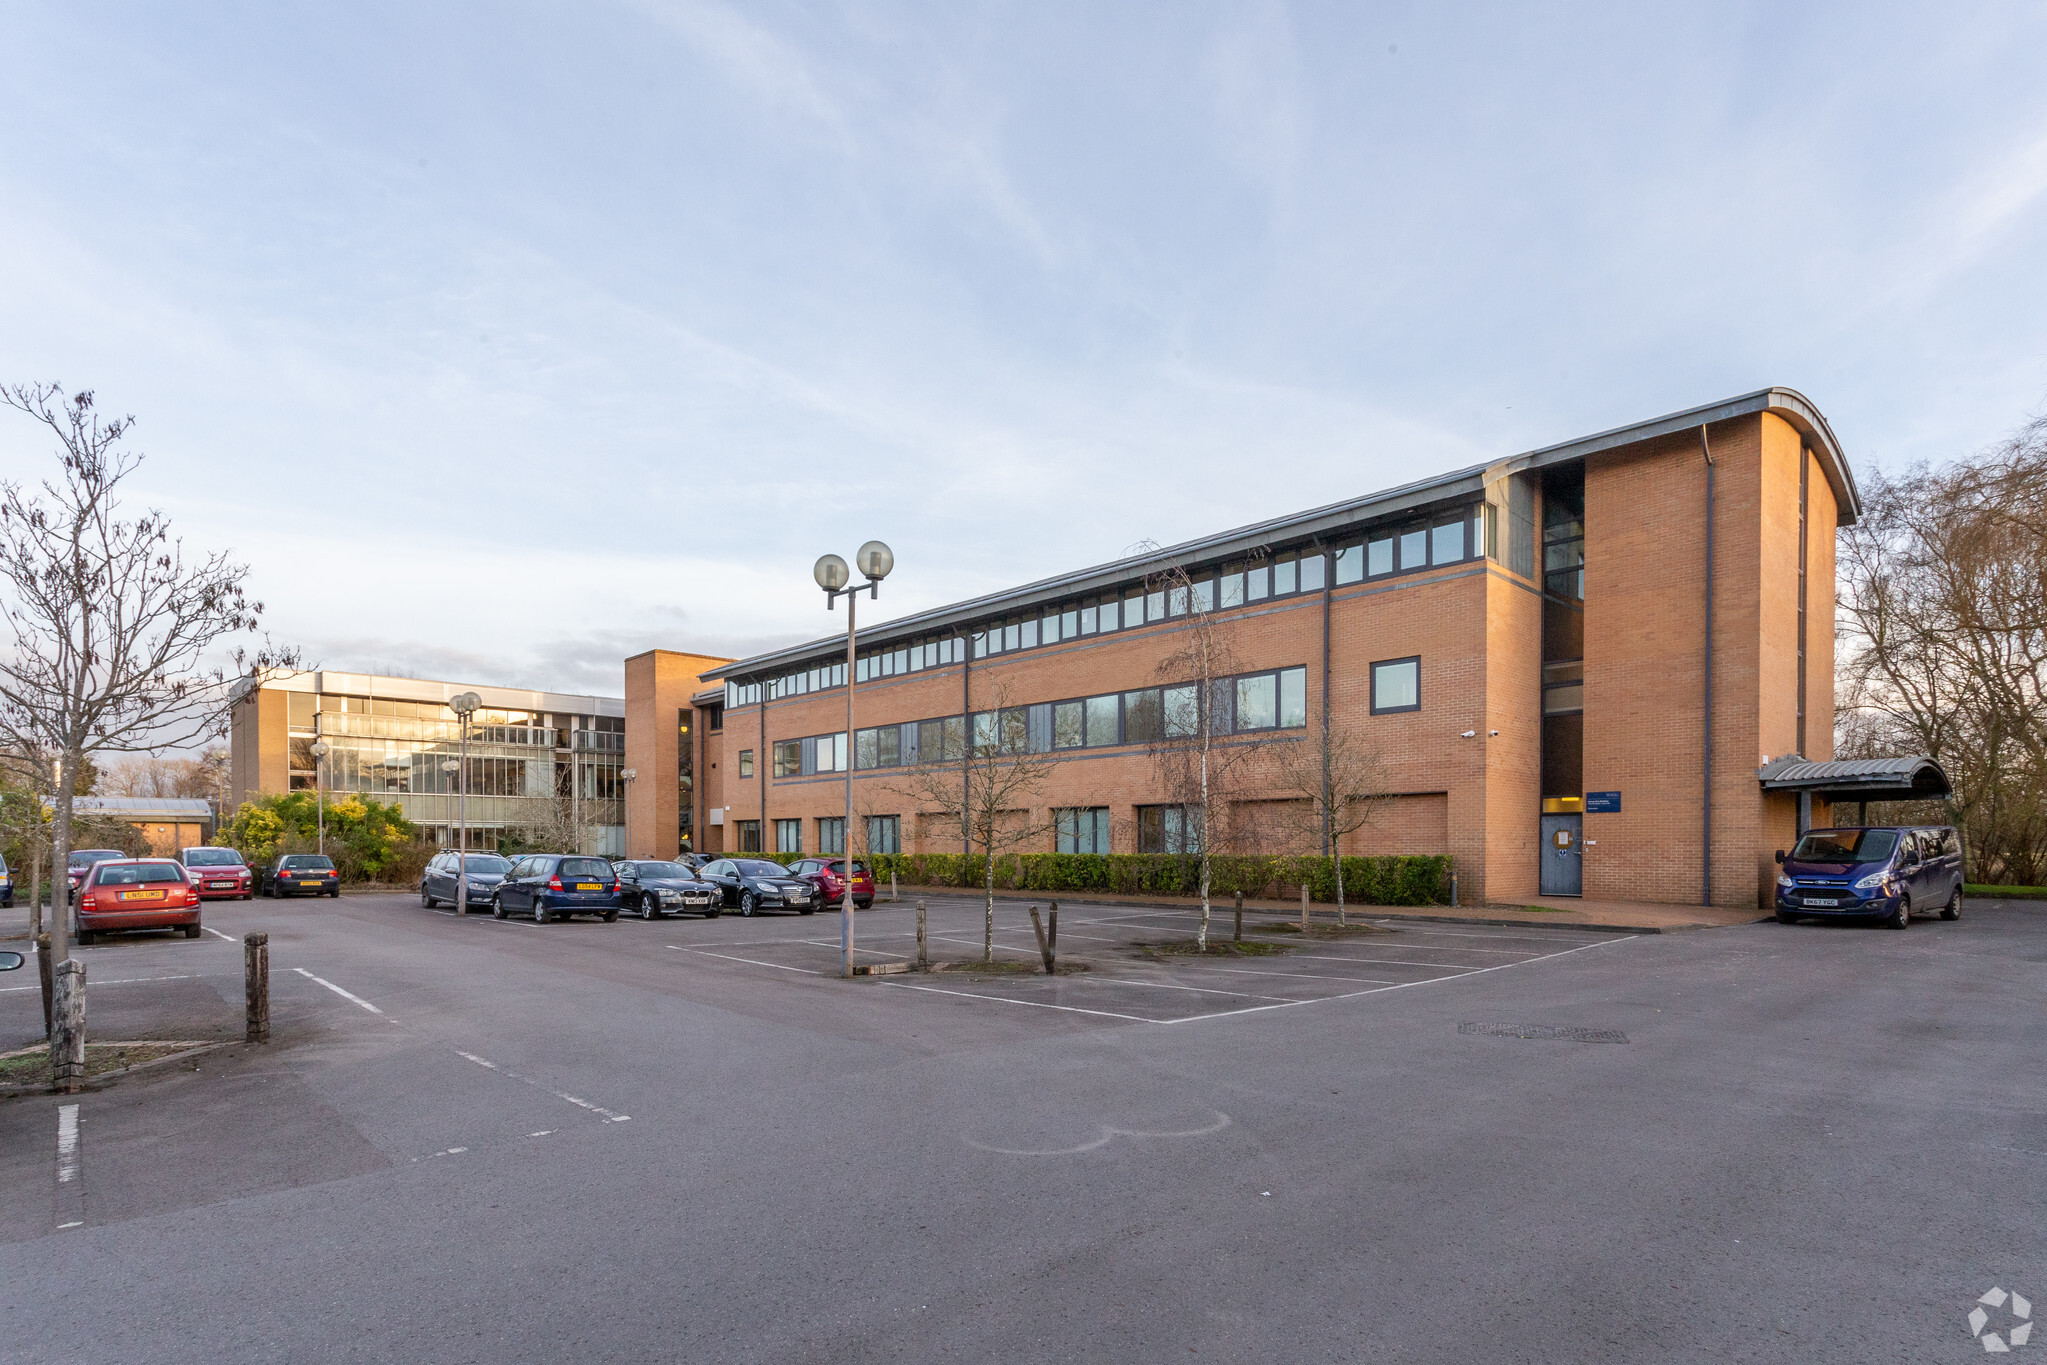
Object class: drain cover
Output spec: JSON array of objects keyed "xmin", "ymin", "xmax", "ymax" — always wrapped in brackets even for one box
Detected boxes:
[{"xmin": 1458, "ymin": 1022, "xmax": 1629, "ymax": 1044}]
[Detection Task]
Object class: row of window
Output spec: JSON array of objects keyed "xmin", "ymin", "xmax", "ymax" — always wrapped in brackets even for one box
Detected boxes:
[
  {"xmin": 737, "ymin": 806, "xmax": 1200, "ymax": 856},
  {"xmin": 722, "ymin": 506, "xmax": 1484, "ymax": 711}
]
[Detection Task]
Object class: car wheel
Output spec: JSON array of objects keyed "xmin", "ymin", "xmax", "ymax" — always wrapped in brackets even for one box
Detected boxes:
[
  {"xmin": 1941, "ymin": 888, "xmax": 1962, "ymax": 921},
  {"xmin": 740, "ymin": 891, "xmax": 757, "ymax": 917},
  {"xmin": 1775, "ymin": 910, "xmax": 1799, "ymax": 925},
  {"xmin": 703, "ymin": 906, "xmax": 721, "ymax": 919},
  {"xmin": 603, "ymin": 907, "xmax": 619, "ymax": 923},
  {"xmin": 330, "ymin": 887, "xmax": 340, "ymax": 899},
  {"xmin": 534, "ymin": 898, "xmax": 551, "ymax": 924},
  {"xmin": 422, "ymin": 886, "xmax": 437, "ymax": 909},
  {"xmin": 1887, "ymin": 896, "xmax": 1911, "ymax": 930},
  {"xmin": 641, "ymin": 894, "xmax": 659, "ymax": 921},
  {"xmin": 184, "ymin": 925, "xmax": 201, "ymax": 939},
  {"xmin": 75, "ymin": 929, "xmax": 94, "ymax": 946},
  {"xmin": 491, "ymin": 893, "xmax": 506, "ymax": 920},
  {"xmin": 797, "ymin": 904, "xmax": 815, "ymax": 916}
]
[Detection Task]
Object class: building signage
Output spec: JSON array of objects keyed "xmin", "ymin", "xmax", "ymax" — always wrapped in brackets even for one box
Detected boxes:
[{"xmin": 1586, "ymin": 791, "xmax": 1622, "ymax": 813}]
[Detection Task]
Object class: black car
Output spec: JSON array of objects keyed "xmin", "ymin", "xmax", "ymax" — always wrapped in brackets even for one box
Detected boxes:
[
  {"xmin": 421, "ymin": 852, "xmax": 513, "ymax": 910},
  {"xmin": 614, "ymin": 860, "xmax": 722, "ymax": 920},
  {"xmin": 267, "ymin": 854, "xmax": 340, "ymax": 898},
  {"xmin": 490, "ymin": 855, "xmax": 620, "ymax": 923},
  {"xmin": 697, "ymin": 858, "xmax": 818, "ymax": 916}
]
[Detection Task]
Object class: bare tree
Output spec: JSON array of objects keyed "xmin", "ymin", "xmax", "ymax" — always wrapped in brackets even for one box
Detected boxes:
[
  {"xmin": 0, "ymin": 384, "xmax": 295, "ymax": 963},
  {"xmin": 885, "ymin": 679, "xmax": 1060, "ymax": 962},
  {"xmin": 100, "ymin": 753, "xmax": 225, "ymax": 799},
  {"xmin": 1838, "ymin": 414, "xmax": 2047, "ymax": 883},
  {"xmin": 1260, "ymin": 720, "xmax": 1393, "ymax": 925},
  {"xmin": 1140, "ymin": 556, "xmax": 1258, "ymax": 949}
]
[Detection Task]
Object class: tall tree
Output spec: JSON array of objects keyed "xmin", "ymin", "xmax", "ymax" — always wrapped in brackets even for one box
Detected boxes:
[
  {"xmin": 1837, "ymin": 413, "xmax": 2047, "ymax": 883},
  {"xmin": 885, "ymin": 678, "xmax": 1060, "ymax": 961},
  {"xmin": 0, "ymin": 384, "xmax": 295, "ymax": 962}
]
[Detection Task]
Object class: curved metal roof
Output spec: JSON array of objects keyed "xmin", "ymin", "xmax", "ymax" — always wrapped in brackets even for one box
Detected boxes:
[{"xmin": 1756, "ymin": 756, "xmax": 1950, "ymax": 801}]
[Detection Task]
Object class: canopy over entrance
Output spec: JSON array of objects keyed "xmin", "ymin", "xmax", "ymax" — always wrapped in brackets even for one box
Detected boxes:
[{"xmin": 1756, "ymin": 756, "xmax": 1951, "ymax": 805}]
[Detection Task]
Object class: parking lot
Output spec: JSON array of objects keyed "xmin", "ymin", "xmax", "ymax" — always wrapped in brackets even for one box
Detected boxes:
[{"xmin": 1, "ymin": 890, "xmax": 2042, "ymax": 1363}]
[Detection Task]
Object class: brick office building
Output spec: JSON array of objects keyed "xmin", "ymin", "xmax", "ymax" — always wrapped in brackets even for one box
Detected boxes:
[{"xmin": 654, "ymin": 389, "xmax": 1860, "ymax": 909}]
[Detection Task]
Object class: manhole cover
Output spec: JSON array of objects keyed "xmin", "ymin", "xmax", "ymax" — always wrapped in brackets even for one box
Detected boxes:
[{"xmin": 1458, "ymin": 1022, "xmax": 1629, "ymax": 1044}]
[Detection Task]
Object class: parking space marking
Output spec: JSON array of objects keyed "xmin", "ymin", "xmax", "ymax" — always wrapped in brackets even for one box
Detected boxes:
[
  {"xmin": 203, "ymin": 926, "xmax": 238, "ymax": 942},
  {"xmin": 1, "ymin": 973, "xmax": 205, "ymax": 993},
  {"xmin": 1204, "ymin": 965, "xmax": 1401, "ymax": 985},
  {"xmin": 1369, "ymin": 923, "xmax": 1619, "ymax": 944},
  {"xmin": 56, "ymin": 1104, "xmax": 79, "ymax": 1183},
  {"xmin": 676, "ymin": 947, "xmax": 825, "ymax": 975},
  {"xmin": 1070, "ymin": 975, "xmax": 1297, "ymax": 1003},
  {"xmin": 881, "ymin": 980, "xmax": 1158, "ymax": 1023},
  {"xmin": 292, "ymin": 967, "xmax": 385, "ymax": 1014},
  {"xmin": 1263, "ymin": 952, "xmax": 1487, "ymax": 971},
  {"xmin": 456, "ymin": 1050, "xmax": 631, "ymax": 1123}
]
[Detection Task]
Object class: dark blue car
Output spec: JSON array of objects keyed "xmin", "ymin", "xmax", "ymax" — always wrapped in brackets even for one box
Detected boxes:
[
  {"xmin": 489, "ymin": 854, "xmax": 621, "ymax": 923},
  {"xmin": 1775, "ymin": 826, "xmax": 1964, "ymax": 929}
]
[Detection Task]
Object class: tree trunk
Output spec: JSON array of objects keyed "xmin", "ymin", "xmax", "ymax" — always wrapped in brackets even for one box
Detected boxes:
[
  {"xmin": 1335, "ymin": 852, "xmax": 1347, "ymax": 928},
  {"xmin": 49, "ymin": 747, "xmax": 79, "ymax": 963},
  {"xmin": 1196, "ymin": 737, "xmax": 1212, "ymax": 950},
  {"xmin": 983, "ymin": 839, "xmax": 995, "ymax": 963}
]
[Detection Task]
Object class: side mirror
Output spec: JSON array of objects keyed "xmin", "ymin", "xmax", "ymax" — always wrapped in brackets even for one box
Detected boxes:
[
  {"xmin": 1774, "ymin": 850, "xmax": 1785, "ymax": 865},
  {"xmin": 0, "ymin": 951, "xmax": 22, "ymax": 971}
]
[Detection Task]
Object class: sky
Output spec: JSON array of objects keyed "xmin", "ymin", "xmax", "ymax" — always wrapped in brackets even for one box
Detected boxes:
[{"xmin": 2, "ymin": 1, "xmax": 2044, "ymax": 699}]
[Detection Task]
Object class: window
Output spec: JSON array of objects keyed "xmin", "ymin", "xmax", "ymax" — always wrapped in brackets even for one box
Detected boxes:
[
  {"xmin": 1042, "ymin": 607, "xmax": 1061, "ymax": 644},
  {"xmin": 1431, "ymin": 517, "xmax": 1466, "ymax": 565},
  {"xmin": 1162, "ymin": 685, "xmax": 1199, "ymax": 738},
  {"xmin": 1273, "ymin": 555, "xmax": 1297, "ymax": 596},
  {"xmin": 1245, "ymin": 563, "xmax": 1268, "ymax": 601},
  {"xmin": 1279, "ymin": 667, "xmax": 1307, "ymax": 728},
  {"xmin": 775, "ymin": 819, "xmax": 803, "ymax": 853},
  {"xmin": 1399, "ymin": 526, "xmax": 1429, "ymax": 570},
  {"xmin": 1335, "ymin": 544, "xmax": 1364, "ymax": 585},
  {"xmin": 1372, "ymin": 656, "xmax": 1421, "ymax": 714},
  {"xmin": 867, "ymin": 815, "xmax": 900, "ymax": 855},
  {"xmin": 1220, "ymin": 567, "xmax": 1245, "ymax": 608},
  {"xmin": 1236, "ymin": 673, "xmax": 1277, "ymax": 730},
  {"xmin": 1085, "ymin": 695, "xmax": 1119, "ymax": 747},
  {"xmin": 1123, "ymin": 587, "xmax": 1145, "ymax": 625},
  {"xmin": 1542, "ymin": 661, "xmax": 1584, "ymax": 715},
  {"xmin": 918, "ymin": 717, "xmax": 964, "ymax": 764},
  {"xmin": 1300, "ymin": 552, "xmax": 1325, "ymax": 591},
  {"xmin": 1123, "ymin": 689, "xmax": 1162, "ymax": 744},
  {"xmin": 773, "ymin": 741, "xmax": 801, "ymax": 778},
  {"xmin": 1053, "ymin": 701, "xmax": 1085, "ymax": 749},
  {"xmin": 735, "ymin": 820, "xmax": 761, "ymax": 853},
  {"xmin": 1368, "ymin": 535, "xmax": 1394, "ymax": 577},
  {"xmin": 708, "ymin": 708, "xmax": 723, "ymax": 732},
  {"xmin": 1137, "ymin": 805, "xmax": 1202, "ymax": 853},
  {"xmin": 1080, "ymin": 601, "xmax": 1098, "ymax": 634},
  {"xmin": 1190, "ymin": 575, "xmax": 1213, "ymax": 613},
  {"xmin": 1056, "ymin": 807, "xmax": 1112, "ymax": 854},
  {"xmin": 818, "ymin": 817, "xmax": 845, "ymax": 855},
  {"xmin": 737, "ymin": 749, "xmax": 754, "ymax": 779}
]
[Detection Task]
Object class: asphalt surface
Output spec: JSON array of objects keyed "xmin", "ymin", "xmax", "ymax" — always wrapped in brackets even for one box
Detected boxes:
[{"xmin": 0, "ymin": 890, "xmax": 2040, "ymax": 1363}]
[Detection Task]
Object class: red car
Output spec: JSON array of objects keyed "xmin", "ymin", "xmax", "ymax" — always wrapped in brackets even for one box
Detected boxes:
[
  {"xmin": 180, "ymin": 846, "xmax": 253, "ymax": 900},
  {"xmin": 75, "ymin": 858, "xmax": 202, "ymax": 944},
  {"xmin": 790, "ymin": 857, "xmax": 876, "ymax": 909}
]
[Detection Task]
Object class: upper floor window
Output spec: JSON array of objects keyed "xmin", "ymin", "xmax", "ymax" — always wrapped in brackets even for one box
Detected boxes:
[{"xmin": 1371, "ymin": 657, "xmax": 1421, "ymax": 714}]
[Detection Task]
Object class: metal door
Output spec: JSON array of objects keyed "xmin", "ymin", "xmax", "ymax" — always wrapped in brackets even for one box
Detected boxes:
[{"xmin": 1540, "ymin": 814, "xmax": 1583, "ymax": 896}]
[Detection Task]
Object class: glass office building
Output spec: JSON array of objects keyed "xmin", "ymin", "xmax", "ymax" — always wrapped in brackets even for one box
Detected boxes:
[{"xmin": 231, "ymin": 670, "xmax": 627, "ymax": 854}]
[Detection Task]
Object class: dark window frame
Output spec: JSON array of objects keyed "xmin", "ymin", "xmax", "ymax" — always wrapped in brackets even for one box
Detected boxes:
[{"xmin": 1370, "ymin": 656, "xmax": 1422, "ymax": 715}]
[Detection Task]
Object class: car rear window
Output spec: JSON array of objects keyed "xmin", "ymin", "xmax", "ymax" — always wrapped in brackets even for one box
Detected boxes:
[
  {"xmin": 464, "ymin": 855, "xmax": 511, "ymax": 873},
  {"xmin": 1791, "ymin": 830, "xmax": 1900, "ymax": 863},
  {"xmin": 825, "ymin": 860, "xmax": 870, "ymax": 875},
  {"xmin": 282, "ymin": 855, "xmax": 335, "ymax": 870},
  {"xmin": 184, "ymin": 849, "xmax": 243, "ymax": 866},
  {"xmin": 96, "ymin": 863, "xmax": 187, "ymax": 886},
  {"xmin": 560, "ymin": 858, "xmax": 612, "ymax": 879},
  {"xmin": 70, "ymin": 850, "xmax": 123, "ymax": 868}
]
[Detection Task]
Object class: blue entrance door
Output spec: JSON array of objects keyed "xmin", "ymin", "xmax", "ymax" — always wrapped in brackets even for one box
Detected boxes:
[{"xmin": 1539, "ymin": 814, "xmax": 1583, "ymax": 896}]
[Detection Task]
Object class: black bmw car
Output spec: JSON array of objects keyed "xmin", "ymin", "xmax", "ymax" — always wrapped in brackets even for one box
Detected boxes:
[
  {"xmin": 697, "ymin": 858, "xmax": 818, "ymax": 916},
  {"xmin": 614, "ymin": 860, "xmax": 722, "ymax": 920}
]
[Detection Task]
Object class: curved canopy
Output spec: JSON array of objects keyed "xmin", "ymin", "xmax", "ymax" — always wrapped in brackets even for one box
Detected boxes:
[{"xmin": 1756, "ymin": 756, "xmax": 1951, "ymax": 803}]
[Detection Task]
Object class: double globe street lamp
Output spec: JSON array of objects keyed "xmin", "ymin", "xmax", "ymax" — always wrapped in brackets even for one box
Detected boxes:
[
  {"xmin": 814, "ymin": 541, "xmax": 893, "ymax": 980},
  {"xmin": 445, "ymin": 692, "xmax": 482, "ymax": 913},
  {"xmin": 309, "ymin": 739, "xmax": 330, "ymax": 855}
]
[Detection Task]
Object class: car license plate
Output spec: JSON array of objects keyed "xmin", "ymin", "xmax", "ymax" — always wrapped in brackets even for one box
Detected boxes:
[
  {"xmin": 300, "ymin": 880, "xmax": 322, "ymax": 887},
  {"xmin": 1805, "ymin": 897, "xmax": 1840, "ymax": 907},
  {"xmin": 119, "ymin": 890, "xmax": 164, "ymax": 901},
  {"xmin": 209, "ymin": 881, "xmax": 235, "ymax": 889},
  {"xmin": 790, "ymin": 893, "xmax": 809, "ymax": 902},
  {"xmin": 576, "ymin": 883, "xmax": 601, "ymax": 891}
]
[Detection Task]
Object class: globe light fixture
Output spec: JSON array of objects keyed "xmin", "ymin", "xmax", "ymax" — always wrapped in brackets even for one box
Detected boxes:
[
  {"xmin": 813, "ymin": 554, "xmax": 849, "ymax": 593},
  {"xmin": 855, "ymin": 540, "xmax": 893, "ymax": 581}
]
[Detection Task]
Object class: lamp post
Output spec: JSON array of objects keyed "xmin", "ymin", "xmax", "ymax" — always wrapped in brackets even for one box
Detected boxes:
[
  {"xmin": 309, "ymin": 740, "xmax": 330, "ymax": 855},
  {"xmin": 815, "ymin": 540, "xmax": 893, "ymax": 980},
  {"xmin": 449, "ymin": 693, "xmax": 482, "ymax": 913},
  {"xmin": 621, "ymin": 768, "xmax": 637, "ymax": 858}
]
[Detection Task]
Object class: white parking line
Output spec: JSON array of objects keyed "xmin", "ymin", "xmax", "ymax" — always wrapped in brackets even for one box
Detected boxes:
[
  {"xmin": 203, "ymin": 926, "xmax": 237, "ymax": 942},
  {"xmin": 1071, "ymin": 975, "xmax": 1296, "ymax": 1002},
  {"xmin": 0, "ymin": 973, "xmax": 206, "ymax": 993},
  {"xmin": 1204, "ymin": 965, "xmax": 1401, "ymax": 985},
  {"xmin": 292, "ymin": 967, "xmax": 384, "ymax": 1014},
  {"xmin": 56, "ymin": 1104, "xmax": 79, "ymax": 1183},
  {"xmin": 676, "ymin": 947, "xmax": 824, "ymax": 975},
  {"xmin": 457, "ymin": 1050, "xmax": 631, "ymax": 1122},
  {"xmin": 1266, "ymin": 952, "xmax": 1488, "ymax": 970},
  {"xmin": 881, "ymin": 980, "xmax": 1158, "ymax": 1022}
]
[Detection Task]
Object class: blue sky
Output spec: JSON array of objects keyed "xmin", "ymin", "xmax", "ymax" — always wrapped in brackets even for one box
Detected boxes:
[{"xmin": 2, "ymin": 1, "xmax": 2044, "ymax": 696}]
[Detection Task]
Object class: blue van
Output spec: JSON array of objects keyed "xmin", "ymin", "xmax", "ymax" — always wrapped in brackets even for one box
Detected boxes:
[{"xmin": 1775, "ymin": 826, "xmax": 1964, "ymax": 928}]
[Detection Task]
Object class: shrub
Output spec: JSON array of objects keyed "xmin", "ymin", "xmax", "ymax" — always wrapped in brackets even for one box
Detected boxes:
[{"xmin": 846, "ymin": 851, "xmax": 1452, "ymax": 904}]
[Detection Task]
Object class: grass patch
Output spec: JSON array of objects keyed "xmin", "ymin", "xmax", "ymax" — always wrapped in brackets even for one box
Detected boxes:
[
  {"xmin": 1259, "ymin": 922, "xmax": 1390, "ymax": 938},
  {"xmin": 1512, "ymin": 905, "xmax": 1575, "ymax": 914},
  {"xmin": 924, "ymin": 957, "xmax": 1090, "ymax": 977},
  {"xmin": 1966, "ymin": 884, "xmax": 2047, "ymax": 901},
  {"xmin": 0, "ymin": 1040, "xmax": 208, "ymax": 1088},
  {"xmin": 1138, "ymin": 939, "xmax": 1291, "ymax": 957}
]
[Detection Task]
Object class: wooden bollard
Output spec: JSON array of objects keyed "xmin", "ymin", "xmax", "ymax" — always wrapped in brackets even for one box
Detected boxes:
[
  {"xmin": 51, "ymin": 959, "xmax": 85, "ymax": 1093},
  {"xmin": 1234, "ymin": 889, "xmax": 1244, "ymax": 943},
  {"xmin": 915, "ymin": 900, "xmax": 928, "ymax": 970},
  {"xmin": 1028, "ymin": 905, "xmax": 1055, "ymax": 974},
  {"xmin": 245, "ymin": 932, "xmax": 270, "ymax": 1044},
  {"xmin": 891, "ymin": 870, "xmax": 899, "ymax": 903},
  {"xmin": 1048, "ymin": 901, "xmax": 1057, "ymax": 959},
  {"xmin": 1299, "ymin": 883, "xmax": 1309, "ymax": 931},
  {"xmin": 37, "ymin": 932, "xmax": 53, "ymax": 1037}
]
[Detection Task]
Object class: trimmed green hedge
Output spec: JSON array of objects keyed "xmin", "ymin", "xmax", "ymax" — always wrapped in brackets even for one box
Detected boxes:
[
  {"xmin": 1965, "ymin": 883, "xmax": 2047, "ymax": 901},
  {"xmin": 739, "ymin": 851, "xmax": 1451, "ymax": 905}
]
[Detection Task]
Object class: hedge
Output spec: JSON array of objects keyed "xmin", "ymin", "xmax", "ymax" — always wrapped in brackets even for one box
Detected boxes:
[{"xmin": 731, "ymin": 851, "xmax": 1452, "ymax": 906}]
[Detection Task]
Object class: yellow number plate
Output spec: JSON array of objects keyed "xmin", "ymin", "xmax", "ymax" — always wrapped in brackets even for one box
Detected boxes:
[
  {"xmin": 119, "ymin": 890, "xmax": 164, "ymax": 901},
  {"xmin": 575, "ymin": 883, "xmax": 601, "ymax": 891},
  {"xmin": 300, "ymin": 880, "xmax": 322, "ymax": 887}
]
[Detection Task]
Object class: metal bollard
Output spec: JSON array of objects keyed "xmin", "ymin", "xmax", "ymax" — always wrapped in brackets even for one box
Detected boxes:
[
  {"xmin": 890, "ymin": 870, "xmax": 899, "ymax": 903},
  {"xmin": 1450, "ymin": 871, "xmax": 1459, "ymax": 907},
  {"xmin": 1234, "ymin": 889, "xmax": 1243, "ymax": 943},
  {"xmin": 51, "ymin": 959, "xmax": 85, "ymax": 1093},
  {"xmin": 915, "ymin": 900, "xmax": 928, "ymax": 970},
  {"xmin": 245, "ymin": 932, "xmax": 270, "ymax": 1044}
]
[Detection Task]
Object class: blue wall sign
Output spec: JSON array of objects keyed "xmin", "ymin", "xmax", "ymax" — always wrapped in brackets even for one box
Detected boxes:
[{"xmin": 1586, "ymin": 791, "xmax": 1622, "ymax": 813}]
